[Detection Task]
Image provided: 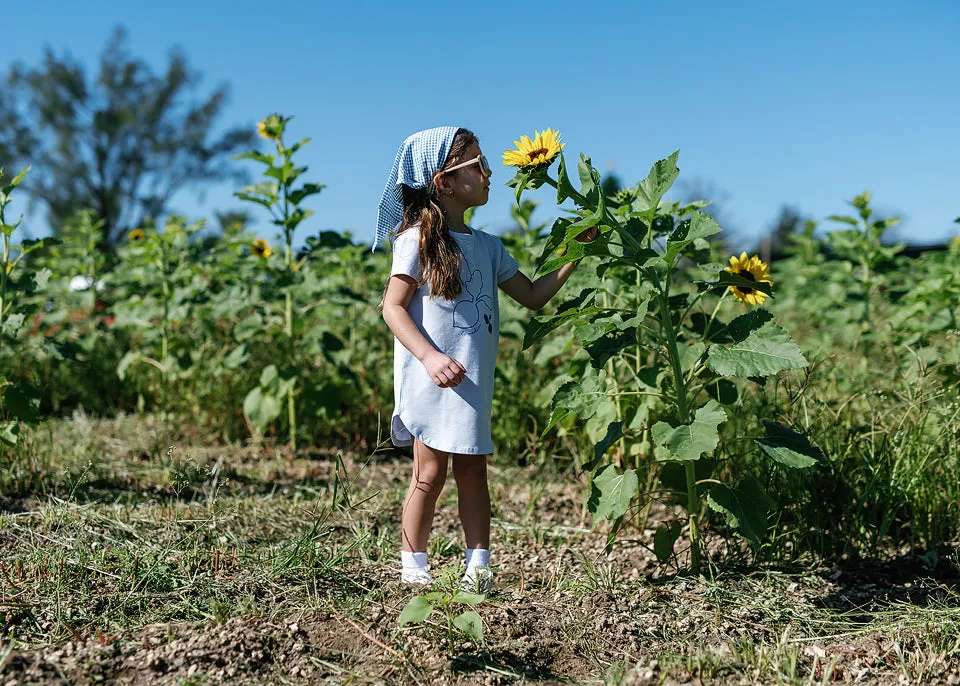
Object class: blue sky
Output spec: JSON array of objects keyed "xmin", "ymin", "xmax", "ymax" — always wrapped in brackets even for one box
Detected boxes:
[{"xmin": 3, "ymin": 0, "xmax": 958, "ymax": 249}]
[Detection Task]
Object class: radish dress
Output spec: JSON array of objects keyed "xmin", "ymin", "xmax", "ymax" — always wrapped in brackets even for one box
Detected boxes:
[{"xmin": 389, "ymin": 226, "xmax": 519, "ymax": 454}]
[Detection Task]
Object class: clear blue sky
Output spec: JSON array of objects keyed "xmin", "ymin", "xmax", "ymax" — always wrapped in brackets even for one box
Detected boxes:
[{"xmin": 3, "ymin": 0, "xmax": 958, "ymax": 249}]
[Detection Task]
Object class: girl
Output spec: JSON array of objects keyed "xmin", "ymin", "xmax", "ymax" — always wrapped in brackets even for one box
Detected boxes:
[{"xmin": 376, "ymin": 126, "xmax": 595, "ymax": 591}]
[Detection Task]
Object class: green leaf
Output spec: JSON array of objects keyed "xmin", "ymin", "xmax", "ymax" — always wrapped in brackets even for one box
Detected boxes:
[
  {"xmin": 589, "ymin": 464, "xmax": 638, "ymax": 522},
  {"xmin": 451, "ymin": 591, "xmax": 485, "ymax": 605},
  {"xmin": 453, "ymin": 610, "xmax": 484, "ymax": 643},
  {"xmin": 1, "ymin": 313, "xmax": 25, "ymax": 336},
  {"xmin": 522, "ymin": 290, "xmax": 601, "ymax": 349},
  {"xmin": 3, "ymin": 166, "xmax": 30, "ymax": 193},
  {"xmin": 588, "ymin": 420, "xmax": 624, "ymax": 471},
  {"xmin": 714, "ymin": 270, "xmax": 774, "ymax": 297},
  {"xmin": 827, "ymin": 215, "xmax": 858, "ymax": 226},
  {"xmin": 223, "ymin": 344, "xmax": 248, "ymax": 369},
  {"xmin": 551, "ymin": 369, "xmax": 607, "ymax": 422},
  {"xmin": 654, "ymin": 522, "xmax": 682, "ymax": 562},
  {"xmin": 0, "ymin": 420, "xmax": 20, "ymax": 446},
  {"xmin": 234, "ymin": 150, "xmax": 275, "ymax": 165},
  {"xmin": 243, "ymin": 386, "xmax": 282, "ymax": 433},
  {"xmin": 634, "ymin": 151, "xmax": 680, "ymax": 213},
  {"xmin": 398, "ymin": 596, "xmax": 434, "ymax": 626},
  {"xmin": 707, "ymin": 319, "xmax": 808, "ymax": 377},
  {"xmin": 288, "ymin": 183, "xmax": 326, "ymax": 206},
  {"xmin": 665, "ymin": 212, "xmax": 721, "ymax": 265},
  {"xmin": 652, "ymin": 400, "xmax": 727, "ymax": 462},
  {"xmin": 555, "ymin": 154, "xmax": 578, "ymax": 204},
  {"xmin": 4, "ymin": 386, "xmax": 40, "ymax": 424},
  {"xmin": 705, "ymin": 378, "xmax": 739, "ymax": 405},
  {"xmin": 756, "ymin": 422, "xmax": 827, "ymax": 468},
  {"xmin": 706, "ymin": 479, "xmax": 771, "ymax": 551}
]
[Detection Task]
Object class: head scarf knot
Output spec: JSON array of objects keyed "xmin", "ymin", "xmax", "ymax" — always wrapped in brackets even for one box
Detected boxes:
[{"xmin": 374, "ymin": 126, "xmax": 459, "ymax": 251}]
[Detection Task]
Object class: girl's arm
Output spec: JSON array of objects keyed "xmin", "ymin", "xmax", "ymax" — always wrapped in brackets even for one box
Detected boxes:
[
  {"xmin": 382, "ymin": 275, "xmax": 467, "ymax": 388},
  {"xmin": 498, "ymin": 261, "xmax": 579, "ymax": 311},
  {"xmin": 498, "ymin": 226, "xmax": 598, "ymax": 311}
]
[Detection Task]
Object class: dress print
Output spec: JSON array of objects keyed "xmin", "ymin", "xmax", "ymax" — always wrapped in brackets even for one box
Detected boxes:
[{"xmin": 452, "ymin": 268, "xmax": 494, "ymax": 336}]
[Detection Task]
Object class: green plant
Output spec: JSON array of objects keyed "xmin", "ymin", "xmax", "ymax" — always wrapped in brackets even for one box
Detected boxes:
[
  {"xmin": 0, "ymin": 165, "xmax": 56, "ymax": 445},
  {"xmin": 233, "ymin": 113, "xmax": 325, "ymax": 448},
  {"xmin": 510, "ymin": 139, "xmax": 825, "ymax": 574},
  {"xmin": 398, "ymin": 567, "xmax": 486, "ymax": 651}
]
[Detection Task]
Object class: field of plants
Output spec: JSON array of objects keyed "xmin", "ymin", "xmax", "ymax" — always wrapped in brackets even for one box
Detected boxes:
[{"xmin": 1, "ymin": 119, "xmax": 959, "ymax": 685}]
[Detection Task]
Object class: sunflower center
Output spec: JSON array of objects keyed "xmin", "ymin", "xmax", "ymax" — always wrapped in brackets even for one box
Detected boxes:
[
  {"xmin": 527, "ymin": 148, "xmax": 549, "ymax": 160},
  {"xmin": 736, "ymin": 269, "xmax": 756, "ymax": 294}
]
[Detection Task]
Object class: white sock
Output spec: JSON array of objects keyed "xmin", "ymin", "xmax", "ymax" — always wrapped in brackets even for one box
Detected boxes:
[
  {"xmin": 465, "ymin": 547, "xmax": 490, "ymax": 569},
  {"xmin": 401, "ymin": 551, "xmax": 428, "ymax": 570}
]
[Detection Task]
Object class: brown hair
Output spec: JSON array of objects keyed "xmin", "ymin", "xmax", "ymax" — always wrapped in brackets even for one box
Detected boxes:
[{"xmin": 395, "ymin": 128, "xmax": 478, "ymax": 301}]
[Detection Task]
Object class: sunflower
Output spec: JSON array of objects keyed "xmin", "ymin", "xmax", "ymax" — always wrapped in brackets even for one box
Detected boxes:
[
  {"xmin": 256, "ymin": 114, "xmax": 285, "ymax": 141},
  {"xmin": 251, "ymin": 238, "xmax": 273, "ymax": 258},
  {"xmin": 128, "ymin": 229, "xmax": 145, "ymax": 242},
  {"xmin": 724, "ymin": 252, "xmax": 773, "ymax": 306},
  {"xmin": 503, "ymin": 128, "xmax": 564, "ymax": 169}
]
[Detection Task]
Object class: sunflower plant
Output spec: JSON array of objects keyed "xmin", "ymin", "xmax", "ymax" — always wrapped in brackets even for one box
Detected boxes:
[
  {"xmin": 507, "ymin": 135, "xmax": 824, "ymax": 574},
  {"xmin": 0, "ymin": 166, "xmax": 57, "ymax": 445},
  {"xmin": 113, "ymin": 216, "xmax": 205, "ymax": 413},
  {"xmin": 234, "ymin": 114, "xmax": 325, "ymax": 448}
]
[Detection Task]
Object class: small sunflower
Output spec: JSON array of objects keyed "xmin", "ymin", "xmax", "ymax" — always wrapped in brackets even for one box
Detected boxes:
[
  {"xmin": 129, "ymin": 229, "xmax": 145, "ymax": 242},
  {"xmin": 725, "ymin": 252, "xmax": 773, "ymax": 306},
  {"xmin": 503, "ymin": 128, "xmax": 564, "ymax": 169},
  {"xmin": 256, "ymin": 114, "xmax": 285, "ymax": 141},
  {"xmin": 251, "ymin": 238, "xmax": 273, "ymax": 258}
]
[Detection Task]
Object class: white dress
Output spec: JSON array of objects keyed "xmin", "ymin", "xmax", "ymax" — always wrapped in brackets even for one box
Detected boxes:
[{"xmin": 389, "ymin": 226, "xmax": 520, "ymax": 455}]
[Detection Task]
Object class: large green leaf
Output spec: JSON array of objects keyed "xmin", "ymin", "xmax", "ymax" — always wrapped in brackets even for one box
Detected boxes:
[
  {"xmin": 453, "ymin": 610, "xmax": 484, "ymax": 643},
  {"xmin": 707, "ymin": 320, "xmax": 807, "ymax": 377},
  {"xmin": 1, "ymin": 313, "xmax": 25, "ymax": 336},
  {"xmin": 243, "ymin": 386, "xmax": 282, "ymax": 433},
  {"xmin": 4, "ymin": 386, "xmax": 40, "ymax": 424},
  {"xmin": 523, "ymin": 291, "xmax": 602, "ymax": 349},
  {"xmin": 654, "ymin": 522, "xmax": 682, "ymax": 562},
  {"xmin": 589, "ymin": 464, "xmax": 638, "ymax": 522},
  {"xmin": 652, "ymin": 400, "xmax": 727, "ymax": 462},
  {"xmin": 634, "ymin": 151, "xmax": 680, "ymax": 213},
  {"xmin": 547, "ymin": 369, "xmax": 607, "ymax": 425},
  {"xmin": 587, "ymin": 420, "xmax": 624, "ymax": 471},
  {"xmin": 398, "ymin": 596, "xmax": 434, "ymax": 626},
  {"xmin": 706, "ymin": 479, "xmax": 771, "ymax": 551},
  {"xmin": 756, "ymin": 422, "xmax": 827, "ymax": 468},
  {"xmin": 664, "ymin": 212, "xmax": 722, "ymax": 265}
]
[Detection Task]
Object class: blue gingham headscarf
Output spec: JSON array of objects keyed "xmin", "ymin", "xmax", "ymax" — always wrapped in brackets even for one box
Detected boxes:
[{"xmin": 373, "ymin": 126, "xmax": 459, "ymax": 251}]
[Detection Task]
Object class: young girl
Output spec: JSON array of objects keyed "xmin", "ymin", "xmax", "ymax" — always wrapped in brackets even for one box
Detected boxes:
[{"xmin": 376, "ymin": 126, "xmax": 596, "ymax": 591}]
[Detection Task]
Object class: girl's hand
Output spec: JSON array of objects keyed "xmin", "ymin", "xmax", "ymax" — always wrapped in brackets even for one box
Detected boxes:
[
  {"xmin": 422, "ymin": 350, "xmax": 467, "ymax": 388},
  {"xmin": 574, "ymin": 226, "xmax": 598, "ymax": 243}
]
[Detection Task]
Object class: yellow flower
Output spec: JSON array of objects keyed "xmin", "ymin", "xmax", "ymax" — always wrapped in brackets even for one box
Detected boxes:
[
  {"xmin": 724, "ymin": 252, "xmax": 773, "ymax": 306},
  {"xmin": 503, "ymin": 128, "xmax": 564, "ymax": 169},
  {"xmin": 129, "ymin": 229, "xmax": 145, "ymax": 241},
  {"xmin": 4, "ymin": 263, "xmax": 11, "ymax": 275},
  {"xmin": 251, "ymin": 238, "xmax": 273, "ymax": 258},
  {"xmin": 256, "ymin": 114, "xmax": 285, "ymax": 141}
]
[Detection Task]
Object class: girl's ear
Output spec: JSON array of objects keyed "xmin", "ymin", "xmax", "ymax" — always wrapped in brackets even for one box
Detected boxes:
[{"xmin": 433, "ymin": 171, "xmax": 452, "ymax": 196}]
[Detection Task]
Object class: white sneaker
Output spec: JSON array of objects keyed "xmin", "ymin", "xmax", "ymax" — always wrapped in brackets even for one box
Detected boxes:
[
  {"xmin": 401, "ymin": 568, "xmax": 432, "ymax": 585},
  {"xmin": 460, "ymin": 566, "xmax": 494, "ymax": 594}
]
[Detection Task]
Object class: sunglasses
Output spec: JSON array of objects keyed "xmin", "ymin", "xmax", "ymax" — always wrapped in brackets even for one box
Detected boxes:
[{"xmin": 441, "ymin": 154, "xmax": 492, "ymax": 178}]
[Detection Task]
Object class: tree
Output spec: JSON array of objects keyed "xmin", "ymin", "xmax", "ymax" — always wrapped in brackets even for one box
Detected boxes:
[{"xmin": 0, "ymin": 27, "xmax": 255, "ymax": 243}]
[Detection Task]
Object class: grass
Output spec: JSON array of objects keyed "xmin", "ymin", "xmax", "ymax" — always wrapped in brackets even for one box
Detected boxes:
[{"xmin": 1, "ymin": 414, "xmax": 958, "ymax": 684}]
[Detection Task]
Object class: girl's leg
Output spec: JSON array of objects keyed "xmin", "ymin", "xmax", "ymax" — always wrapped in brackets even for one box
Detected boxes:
[
  {"xmin": 400, "ymin": 438, "xmax": 449, "ymax": 552},
  {"xmin": 451, "ymin": 454, "xmax": 490, "ymax": 549}
]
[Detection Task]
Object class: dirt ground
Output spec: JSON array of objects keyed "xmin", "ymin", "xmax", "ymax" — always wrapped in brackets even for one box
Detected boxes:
[{"xmin": 2, "ymin": 441, "xmax": 959, "ymax": 685}]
